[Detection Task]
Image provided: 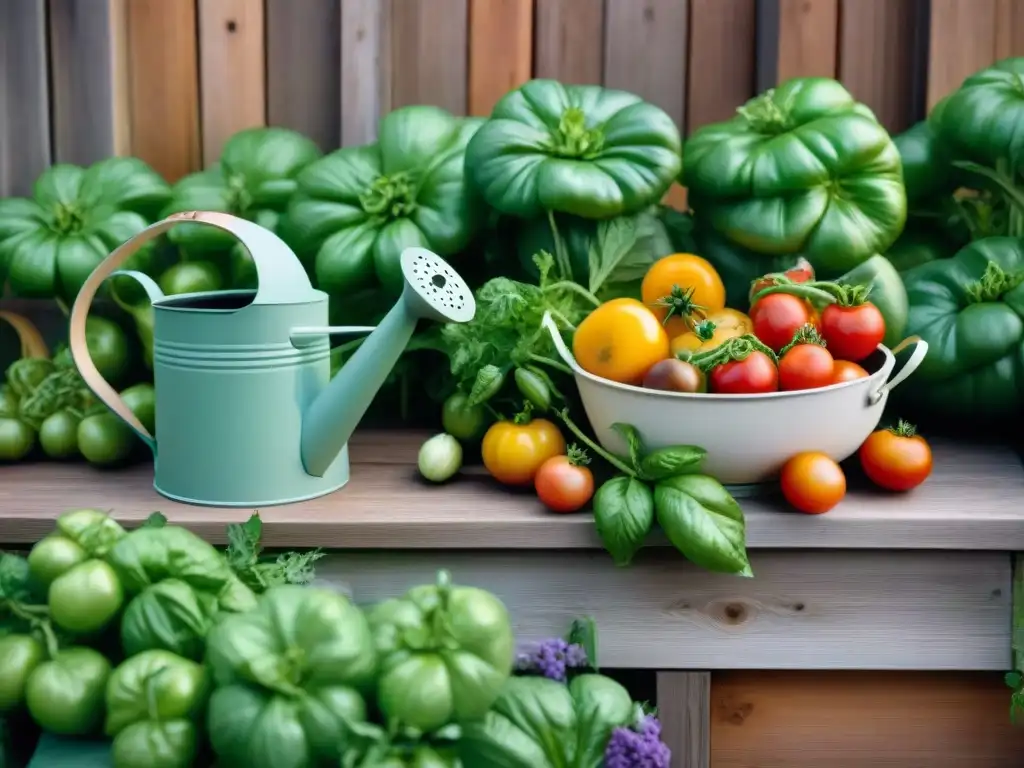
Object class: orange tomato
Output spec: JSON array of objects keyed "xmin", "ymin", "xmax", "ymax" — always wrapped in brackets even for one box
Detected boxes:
[
  {"xmin": 831, "ymin": 360, "xmax": 870, "ymax": 383},
  {"xmin": 858, "ymin": 421, "xmax": 932, "ymax": 492},
  {"xmin": 573, "ymin": 298, "xmax": 670, "ymax": 384},
  {"xmin": 780, "ymin": 452, "xmax": 846, "ymax": 514},
  {"xmin": 535, "ymin": 454, "xmax": 595, "ymax": 512},
  {"xmin": 641, "ymin": 253, "xmax": 726, "ymax": 338},
  {"xmin": 482, "ymin": 419, "xmax": 566, "ymax": 486},
  {"xmin": 670, "ymin": 308, "xmax": 751, "ymax": 356}
]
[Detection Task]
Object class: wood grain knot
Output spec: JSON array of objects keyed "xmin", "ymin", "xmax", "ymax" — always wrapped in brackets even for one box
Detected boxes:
[
  {"xmin": 225, "ymin": 20, "xmax": 237, "ymax": 33},
  {"xmin": 719, "ymin": 697, "xmax": 754, "ymax": 726},
  {"xmin": 643, "ymin": 5, "xmax": 655, "ymax": 23}
]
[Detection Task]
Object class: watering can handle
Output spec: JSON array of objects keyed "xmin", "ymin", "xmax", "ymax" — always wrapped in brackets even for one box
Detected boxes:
[{"xmin": 70, "ymin": 211, "xmax": 315, "ymax": 449}]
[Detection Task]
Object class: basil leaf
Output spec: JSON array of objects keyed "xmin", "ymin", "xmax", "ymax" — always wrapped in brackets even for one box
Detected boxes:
[
  {"xmin": 639, "ymin": 445, "xmax": 707, "ymax": 480},
  {"xmin": 654, "ymin": 474, "xmax": 751, "ymax": 575},
  {"xmin": 587, "ymin": 217, "xmax": 639, "ymax": 295},
  {"xmin": 593, "ymin": 476, "xmax": 654, "ymax": 566},
  {"xmin": 610, "ymin": 423, "xmax": 645, "ymax": 472},
  {"xmin": 468, "ymin": 364, "xmax": 505, "ymax": 405},
  {"xmin": 143, "ymin": 511, "xmax": 168, "ymax": 528}
]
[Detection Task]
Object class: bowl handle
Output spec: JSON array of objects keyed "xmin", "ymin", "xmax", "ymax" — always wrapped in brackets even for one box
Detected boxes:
[
  {"xmin": 868, "ymin": 336, "xmax": 929, "ymax": 405},
  {"xmin": 541, "ymin": 312, "xmax": 583, "ymax": 373}
]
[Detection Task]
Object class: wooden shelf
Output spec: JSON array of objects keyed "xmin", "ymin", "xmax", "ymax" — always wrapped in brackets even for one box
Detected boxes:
[{"xmin": 0, "ymin": 431, "xmax": 1021, "ymax": 551}]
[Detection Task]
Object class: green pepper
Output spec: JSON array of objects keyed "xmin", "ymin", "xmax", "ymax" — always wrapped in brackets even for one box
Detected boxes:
[
  {"xmin": 835, "ymin": 255, "xmax": 909, "ymax": 347},
  {"xmin": 466, "ymin": 79, "xmax": 681, "ymax": 220},
  {"xmin": 683, "ymin": 77, "xmax": 906, "ymax": 275},
  {"xmin": 283, "ymin": 106, "xmax": 484, "ymax": 298},
  {"xmin": 900, "ymin": 236, "xmax": 1024, "ymax": 423},
  {"xmin": 0, "ymin": 158, "xmax": 170, "ymax": 301}
]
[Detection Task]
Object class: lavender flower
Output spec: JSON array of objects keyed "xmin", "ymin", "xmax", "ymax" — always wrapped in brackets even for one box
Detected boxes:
[
  {"xmin": 515, "ymin": 637, "xmax": 588, "ymax": 682},
  {"xmin": 604, "ymin": 714, "xmax": 672, "ymax": 768}
]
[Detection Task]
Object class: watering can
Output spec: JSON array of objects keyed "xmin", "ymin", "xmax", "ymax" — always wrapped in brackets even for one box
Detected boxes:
[{"xmin": 69, "ymin": 211, "xmax": 475, "ymax": 507}]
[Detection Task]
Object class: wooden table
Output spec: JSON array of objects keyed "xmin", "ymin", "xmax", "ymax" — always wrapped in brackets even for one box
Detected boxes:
[{"xmin": 3, "ymin": 431, "xmax": 1024, "ymax": 767}]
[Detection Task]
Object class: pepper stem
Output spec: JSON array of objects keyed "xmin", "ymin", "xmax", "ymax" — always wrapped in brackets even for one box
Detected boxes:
[
  {"xmin": 736, "ymin": 89, "xmax": 789, "ymax": 134},
  {"xmin": 964, "ymin": 261, "xmax": 1024, "ymax": 304},
  {"xmin": 550, "ymin": 108, "xmax": 605, "ymax": 159},
  {"xmin": 358, "ymin": 171, "xmax": 418, "ymax": 219}
]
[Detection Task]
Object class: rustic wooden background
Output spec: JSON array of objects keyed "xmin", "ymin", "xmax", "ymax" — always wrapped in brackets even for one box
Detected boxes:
[{"xmin": 2, "ymin": 0, "xmax": 1024, "ymax": 197}]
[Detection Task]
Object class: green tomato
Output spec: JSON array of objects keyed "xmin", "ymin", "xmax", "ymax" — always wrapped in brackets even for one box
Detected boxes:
[
  {"xmin": 112, "ymin": 720, "xmax": 198, "ymax": 768},
  {"xmin": 0, "ymin": 417, "xmax": 35, "ymax": 461},
  {"xmin": 441, "ymin": 392, "xmax": 487, "ymax": 441},
  {"xmin": 39, "ymin": 410, "xmax": 81, "ymax": 459},
  {"xmin": 85, "ymin": 316, "xmax": 131, "ymax": 389},
  {"xmin": 0, "ymin": 385, "xmax": 19, "ymax": 417},
  {"xmin": 25, "ymin": 647, "xmax": 111, "ymax": 735},
  {"xmin": 0, "ymin": 634, "xmax": 45, "ymax": 713},
  {"xmin": 28, "ymin": 534, "xmax": 88, "ymax": 586},
  {"xmin": 120, "ymin": 383, "xmax": 156, "ymax": 435},
  {"xmin": 159, "ymin": 261, "xmax": 223, "ymax": 296},
  {"xmin": 418, "ymin": 433, "xmax": 463, "ymax": 483},
  {"xmin": 49, "ymin": 559, "xmax": 125, "ymax": 634},
  {"xmin": 77, "ymin": 412, "xmax": 137, "ymax": 465}
]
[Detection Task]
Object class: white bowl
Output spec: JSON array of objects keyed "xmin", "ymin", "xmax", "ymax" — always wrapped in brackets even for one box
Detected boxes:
[{"xmin": 543, "ymin": 314, "xmax": 928, "ymax": 488}]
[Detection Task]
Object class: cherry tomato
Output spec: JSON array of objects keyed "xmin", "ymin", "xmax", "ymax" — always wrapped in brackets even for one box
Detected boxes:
[
  {"xmin": 709, "ymin": 351, "xmax": 779, "ymax": 394},
  {"xmin": 643, "ymin": 358, "xmax": 707, "ymax": 393},
  {"xmin": 641, "ymin": 253, "xmax": 726, "ymax": 337},
  {"xmin": 778, "ymin": 344, "xmax": 834, "ymax": 391},
  {"xmin": 750, "ymin": 294, "xmax": 814, "ymax": 353},
  {"xmin": 750, "ymin": 257, "xmax": 815, "ymax": 299},
  {"xmin": 831, "ymin": 360, "xmax": 870, "ymax": 383},
  {"xmin": 534, "ymin": 452, "xmax": 595, "ymax": 513},
  {"xmin": 780, "ymin": 452, "xmax": 846, "ymax": 514},
  {"xmin": 859, "ymin": 421, "xmax": 933, "ymax": 492},
  {"xmin": 482, "ymin": 418, "xmax": 566, "ymax": 486},
  {"xmin": 820, "ymin": 303, "xmax": 886, "ymax": 362},
  {"xmin": 670, "ymin": 308, "xmax": 752, "ymax": 356},
  {"xmin": 573, "ymin": 298, "xmax": 670, "ymax": 385}
]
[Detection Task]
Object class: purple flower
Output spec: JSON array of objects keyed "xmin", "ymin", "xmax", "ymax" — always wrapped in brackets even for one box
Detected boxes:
[
  {"xmin": 515, "ymin": 637, "xmax": 589, "ymax": 682},
  {"xmin": 604, "ymin": 714, "xmax": 671, "ymax": 768}
]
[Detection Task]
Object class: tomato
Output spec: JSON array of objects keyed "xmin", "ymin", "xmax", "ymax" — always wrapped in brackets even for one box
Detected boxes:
[
  {"xmin": 709, "ymin": 351, "xmax": 778, "ymax": 394},
  {"xmin": 642, "ymin": 358, "xmax": 707, "ymax": 393},
  {"xmin": 25, "ymin": 647, "xmax": 111, "ymax": 735},
  {"xmin": 482, "ymin": 418, "xmax": 566, "ymax": 485},
  {"xmin": 832, "ymin": 360, "xmax": 870, "ymax": 383},
  {"xmin": 750, "ymin": 257, "xmax": 815, "ymax": 300},
  {"xmin": 859, "ymin": 421, "xmax": 933, "ymax": 492},
  {"xmin": 573, "ymin": 298, "xmax": 670, "ymax": 385},
  {"xmin": 0, "ymin": 634, "xmax": 45, "ymax": 713},
  {"xmin": 85, "ymin": 316, "xmax": 130, "ymax": 388},
  {"xmin": 158, "ymin": 260, "xmax": 224, "ymax": 296},
  {"xmin": 778, "ymin": 344, "xmax": 834, "ymax": 391},
  {"xmin": 48, "ymin": 559, "xmax": 125, "ymax": 634},
  {"xmin": 28, "ymin": 535, "xmax": 88, "ymax": 586},
  {"xmin": 750, "ymin": 294, "xmax": 814, "ymax": 353},
  {"xmin": 534, "ymin": 452, "xmax": 595, "ymax": 513},
  {"xmin": 0, "ymin": 417, "xmax": 35, "ymax": 461},
  {"xmin": 780, "ymin": 452, "xmax": 846, "ymax": 514},
  {"xmin": 641, "ymin": 253, "xmax": 726, "ymax": 337},
  {"xmin": 441, "ymin": 392, "xmax": 489, "ymax": 442},
  {"xmin": 39, "ymin": 410, "xmax": 81, "ymax": 459},
  {"xmin": 820, "ymin": 303, "xmax": 886, "ymax": 362},
  {"xmin": 77, "ymin": 413, "xmax": 137, "ymax": 465},
  {"xmin": 120, "ymin": 383, "xmax": 156, "ymax": 435},
  {"xmin": 670, "ymin": 308, "xmax": 752, "ymax": 356}
]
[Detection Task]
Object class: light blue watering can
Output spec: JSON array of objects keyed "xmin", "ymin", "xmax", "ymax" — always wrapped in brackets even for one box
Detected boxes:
[{"xmin": 69, "ymin": 211, "xmax": 475, "ymax": 507}]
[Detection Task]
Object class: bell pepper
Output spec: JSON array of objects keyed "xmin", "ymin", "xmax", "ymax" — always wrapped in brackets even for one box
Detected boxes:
[
  {"xmin": 282, "ymin": 106, "xmax": 483, "ymax": 298},
  {"xmin": 0, "ymin": 158, "xmax": 170, "ymax": 300},
  {"xmin": 900, "ymin": 236, "xmax": 1024, "ymax": 423},
  {"xmin": 834, "ymin": 255, "xmax": 908, "ymax": 347},
  {"xmin": 465, "ymin": 79, "xmax": 682, "ymax": 220},
  {"xmin": 683, "ymin": 77, "xmax": 907, "ymax": 275}
]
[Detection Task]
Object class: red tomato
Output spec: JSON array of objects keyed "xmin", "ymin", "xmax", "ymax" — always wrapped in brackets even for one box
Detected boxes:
[
  {"xmin": 749, "ymin": 258, "xmax": 815, "ymax": 300},
  {"xmin": 859, "ymin": 421, "xmax": 933, "ymax": 492},
  {"xmin": 820, "ymin": 303, "xmax": 886, "ymax": 362},
  {"xmin": 750, "ymin": 294, "xmax": 814, "ymax": 353},
  {"xmin": 534, "ymin": 454, "xmax": 595, "ymax": 513},
  {"xmin": 780, "ymin": 452, "xmax": 846, "ymax": 514},
  {"xmin": 831, "ymin": 360, "xmax": 870, "ymax": 383},
  {"xmin": 709, "ymin": 351, "xmax": 779, "ymax": 394},
  {"xmin": 778, "ymin": 344, "xmax": 834, "ymax": 391}
]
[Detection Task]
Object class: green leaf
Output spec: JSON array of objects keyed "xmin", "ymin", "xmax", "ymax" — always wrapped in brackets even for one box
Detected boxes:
[
  {"xmin": 0, "ymin": 553, "xmax": 33, "ymax": 603},
  {"xmin": 143, "ymin": 511, "xmax": 167, "ymax": 528},
  {"xmin": 639, "ymin": 445, "xmax": 707, "ymax": 481},
  {"xmin": 610, "ymin": 422, "xmax": 645, "ymax": 472},
  {"xmin": 1005, "ymin": 671, "xmax": 1023, "ymax": 689},
  {"xmin": 593, "ymin": 475, "xmax": 655, "ymax": 566},
  {"xmin": 533, "ymin": 249, "xmax": 555, "ymax": 287},
  {"xmin": 587, "ymin": 217, "xmax": 639, "ymax": 295},
  {"xmin": 468, "ymin": 364, "xmax": 505, "ymax": 406},
  {"xmin": 654, "ymin": 474, "xmax": 751, "ymax": 575},
  {"xmin": 568, "ymin": 616, "xmax": 599, "ymax": 670}
]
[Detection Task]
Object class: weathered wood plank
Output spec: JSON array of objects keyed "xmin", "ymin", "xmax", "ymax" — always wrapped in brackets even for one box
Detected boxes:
[
  {"xmin": 657, "ymin": 672, "xmax": 710, "ymax": 768},
  {"xmin": 926, "ymin": 0, "xmax": 999, "ymax": 109},
  {"xmin": 838, "ymin": 0, "xmax": 921, "ymax": 132},
  {"xmin": 603, "ymin": 0, "xmax": 688, "ymax": 129},
  {"xmin": 340, "ymin": 0, "xmax": 390, "ymax": 145},
  {"xmin": 0, "ymin": 0, "xmax": 51, "ymax": 195},
  {"xmin": 468, "ymin": 0, "xmax": 533, "ymax": 116},
  {"xmin": 197, "ymin": 0, "xmax": 266, "ymax": 163},
  {"xmin": 389, "ymin": 0, "xmax": 469, "ymax": 114},
  {"xmin": 266, "ymin": 0, "xmax": 341, "ymax": 152},
  {"xmin": 534, "ymin": 0, "xmax": 604, "ymax": 84},
  {"xmin": 125, "ymin": 0, "xmax": 201, "ymax": 181},
  {"xmin": 316, "ymin": 551, "xmax": 1011, "ymax": 670},
  {"xmin": 995, "ymin": 0, "xmax": 1024, "ymax": 59},
  {"xmin": 686, "ymin": 0, "xmax": 756, "ymax": 133},
  {"xmin": 710, "ymin": 670, "xmax": 1024, "ymax": 766},
  {"xmin": 759, "ymin": 0, "xmax": 838, "ymax": 87}
]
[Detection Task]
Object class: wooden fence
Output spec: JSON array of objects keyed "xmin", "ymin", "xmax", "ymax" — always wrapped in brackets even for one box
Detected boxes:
[{"xmin": 1, "ymin": 0, "xmax": 1023, "ymax": 197}]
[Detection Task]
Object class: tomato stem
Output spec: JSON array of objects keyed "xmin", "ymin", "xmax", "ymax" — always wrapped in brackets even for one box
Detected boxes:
[
  {"xmin": 778, "ymin": 323, "xmax": 826, "ymax": 357},
  {"xmin": 888, "ymin": 419, "xmax": 918, "ymax": 438},
  {"xmin": 566, "ymin": 444, "xmax": 591, "ymax": 467},
  {"xmin": 691, "ymin": 333, "xmax": 778, "ymax": 372},
  {"xmin": 544, "ymin": 280, "xmax": 601, "ymax": 308},
  {"xmin": 513, "ymin": 401, "xmax": 534, "ymax": 425},
  {"xmin": 655, "ymin": 285, "xmax": 707, "ymax": 329},
  {"xmin": 693, "ymin": 319, "xmax": 717, "ymax": 342},
  {"xmin": 556, "ymin": 409, "xmax": 636, "ymax": 477},
  {"xmin": 528, "ymin": 353, "xmax": 573, "ymax": 376}
]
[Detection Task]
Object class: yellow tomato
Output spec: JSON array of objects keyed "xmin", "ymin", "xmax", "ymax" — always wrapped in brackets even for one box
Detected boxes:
[
  {"xmin": 482, "ymin": 419, "xmax": 566, "ymax": 486},
  {"xmin": 670, "ymin": 308, "xmax": 752, "ymax": 356},
  {"xmin": 573, "ymin": 298, "xmax": 670, "ymax": 384},
  {"xmin": 641, "ymin": 253, "xmax": 726, "ymax": 338}
]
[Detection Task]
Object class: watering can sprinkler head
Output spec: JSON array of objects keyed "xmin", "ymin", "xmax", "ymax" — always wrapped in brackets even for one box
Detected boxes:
[{"xmin": 300, "ymin": 247, "xmax": 476, "ymax": 477}]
